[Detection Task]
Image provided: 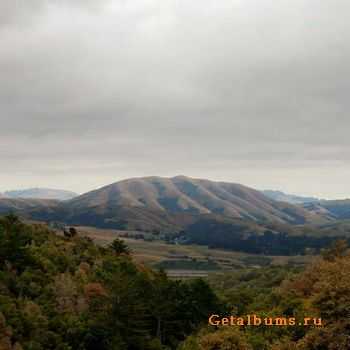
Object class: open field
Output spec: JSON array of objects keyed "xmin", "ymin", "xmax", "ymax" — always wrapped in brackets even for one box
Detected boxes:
[{"xmin": 75, "ymin": 226, "xmax": 315, "ymax": 276}]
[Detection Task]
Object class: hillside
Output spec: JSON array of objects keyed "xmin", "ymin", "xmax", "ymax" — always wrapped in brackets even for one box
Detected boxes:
[
  {"xmin": 0, "ymin": 216, "xmax": 220, "ymax": 349},
  {"xmin": 0, "ymin": 176, "xmax": 346, "ymax": 256},
  {"xmin": 0, "ymin": 197, "xmax": 59, "ymax": 214},
  {"xmin": 1, "ymin": 217, "xmax": 348, "ymax": 350},
  {"xmin": 0, "ymin": 176, "xmax": 329, "ymax": 233},
  {"xmin": 303, "ymin": 199, "xmax": 350, "ymax": 220},
  {"xmin": 262, "ymin": 190, "xmax": 320, "ymax": 204},
  {"xmin": 0, "ymin": 177, "xmax": 338, "ymax": 255},
  {"xmin": 52, "ymin": 176, "xmax": 325, "ymax": 230},
  {"xmin": 3, "ymin": 187, "xmax": 78, "ymax": 200}
]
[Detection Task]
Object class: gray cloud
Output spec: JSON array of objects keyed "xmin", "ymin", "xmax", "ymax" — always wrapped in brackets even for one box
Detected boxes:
[
  {"xmin": 1, "ymin": 0, "xmax": 350, "ymax": 198},
  {"xmin": 0, "ymin": 0, "xmax": 111, "ymax": 27}
]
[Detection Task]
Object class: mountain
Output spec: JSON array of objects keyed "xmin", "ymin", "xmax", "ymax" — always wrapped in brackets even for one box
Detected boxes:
[
  {"xmin": 0, "ymin": 176, "xmax": 340, "ymax": 256},
  {"xmin": 23, "ymin": 176, "xmax": 327, "ymax": 232},
  {"xmin": 262, "ymin": 190, "xmax": 320, "ymax": 204},
  {"xmin": 3, "ymin": 188, "xmax": 78, "ymax": 200},
  {"xmin": 0, "ymin": 198, "xmax": 60, "ymax": 215},
  {"xmin": 303, "ymin": 199, "xmax": 350, "ymax": 220}
]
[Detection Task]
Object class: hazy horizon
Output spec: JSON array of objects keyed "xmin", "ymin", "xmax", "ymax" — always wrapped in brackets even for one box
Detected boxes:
[{"xmin": 2, "ymin": 1, "xmax": 350, "ymax": 199}]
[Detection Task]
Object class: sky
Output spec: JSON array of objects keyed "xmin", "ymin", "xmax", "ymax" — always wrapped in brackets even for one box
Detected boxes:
[{"xmin": 1, "ymin": 0, "xmax": 350, "ymax": 199}]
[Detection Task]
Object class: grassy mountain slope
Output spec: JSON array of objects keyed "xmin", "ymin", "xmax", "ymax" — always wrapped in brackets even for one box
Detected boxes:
[
  {"xmin": 0, "ymin": 198, "xmax": 59, "ymax": 214},
  {"xmin": 0, "ymin": 176, "xmax": 329, "ymax": 233},
  {"xmin": 57, "ymin": 176, "xmax": 326, "ymax": 230},
  {"xmin": 0, "ymin": 177, "xmax": 338, "ymax": 256},
  {"xmin": 303, "ymin": 199, "xmax": 350, "ymax": 220}
]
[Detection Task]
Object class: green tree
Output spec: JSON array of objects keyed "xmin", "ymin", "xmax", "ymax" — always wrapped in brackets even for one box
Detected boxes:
[
  {"xmin": 109, "ymin": 238, "xmax": 131, "ymax": 256},
  {"xmin": 0, "ymin": 214, "xmax": 32, "ymax": 271}
]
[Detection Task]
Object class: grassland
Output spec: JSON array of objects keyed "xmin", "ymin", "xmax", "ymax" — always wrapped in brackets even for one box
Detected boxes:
[{"xmin": 75, "ymin": 226, "xmax": 314, "ymax": 277}]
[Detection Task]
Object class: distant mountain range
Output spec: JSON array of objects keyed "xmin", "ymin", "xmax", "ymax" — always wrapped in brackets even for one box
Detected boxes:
[
  {"xmin": 2, "ymin": 176, "xmax": 349, "ymax": 255},
  {"xmin": 262, "ymin": 190, "xmax": 320, "ymax": 204},
  {"xmin": 0, "ymin": 176, "xmax": 326, "ymax": 230},
  {"xmin": 0, "ymin": 188, "xmax": 78, "ymax": 201},
  {"xmin": 302, "ymin": 200, "xmax": 350, "ymax": 220},
  {"xmin": 261, "ymin": 190, "xmax": 350, "ymax": 221}
]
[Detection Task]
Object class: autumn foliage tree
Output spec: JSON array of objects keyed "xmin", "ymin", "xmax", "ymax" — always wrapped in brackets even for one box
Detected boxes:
[{"xmin": 0, "ymin": 216, "xmax": 220, "ymax": 350}]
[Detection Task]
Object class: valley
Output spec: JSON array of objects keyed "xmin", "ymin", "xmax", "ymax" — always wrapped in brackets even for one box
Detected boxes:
[
  {"xmin": 2, "ymin": 176, "xmax": 350, "ymax": 259},
  {"xmin": 74, "ymin": 225, "xmax": 314, "ymax": 278}
]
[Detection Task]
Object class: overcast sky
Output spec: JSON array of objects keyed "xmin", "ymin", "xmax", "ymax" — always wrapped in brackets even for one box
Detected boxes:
[{"xmin": 1, "ymin": 0, "xmax": 350, "ymax": 198}]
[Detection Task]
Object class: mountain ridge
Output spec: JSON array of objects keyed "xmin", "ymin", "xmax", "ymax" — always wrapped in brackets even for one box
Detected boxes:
[
  {"xmin": 23, "ymin": 175, "xmax": 327, "ymax": 230},
  {"xmin": 0, "ymin": 176, "xmax": 330, "ymax": 232},
  {"xmin": 2, "ymin": 187, "xmax": 78, "ymax": 201},
  {"xmin": 262, "ymin": 190, "xmax": 320, "ymax": 204}
]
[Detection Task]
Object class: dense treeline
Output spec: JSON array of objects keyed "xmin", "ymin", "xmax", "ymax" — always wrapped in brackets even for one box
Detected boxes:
[
  {"xmin": 0, "ymin": 215, "xmax": 222, "ymax": 350},
  {"xmin": 1, "ymin": 216, "xmax": 350, "ymax": 350},
  {"xmin": 186, "ymin": 219, "xmax": 346, "ymax": 255},
  {"xmin": 179, "ymin": 240, "xmax": 350, "ymax": 349}
]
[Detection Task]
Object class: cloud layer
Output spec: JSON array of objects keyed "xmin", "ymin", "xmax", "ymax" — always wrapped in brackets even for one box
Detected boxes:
[{"xmin": 1, "ymin": 0, "xmax": 350, "ymax": 198}]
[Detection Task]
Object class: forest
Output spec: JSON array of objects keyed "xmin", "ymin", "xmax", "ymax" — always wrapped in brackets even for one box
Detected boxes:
[
  {"xmin": 186, "ymin": 218, "xmax": 348, "ymax": 255},
  {"xmin": 1, "ymin": 215, "xmax": 350, "ymax": 349}
]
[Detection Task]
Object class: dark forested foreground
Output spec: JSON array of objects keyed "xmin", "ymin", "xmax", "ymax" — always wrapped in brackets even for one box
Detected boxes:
[{"xmin": 1, "ymin": 216, "xmax": 350, "ymax": 349}]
